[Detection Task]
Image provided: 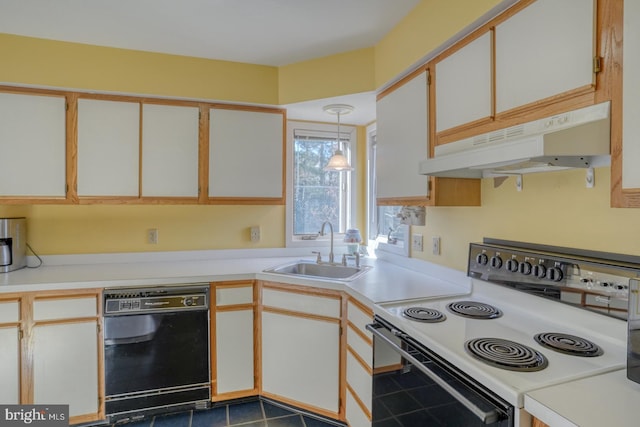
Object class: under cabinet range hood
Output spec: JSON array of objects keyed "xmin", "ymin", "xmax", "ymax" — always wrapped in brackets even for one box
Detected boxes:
[{"xmin": 419, "ymin": 102, "xmax": 611, "ymax": 178}]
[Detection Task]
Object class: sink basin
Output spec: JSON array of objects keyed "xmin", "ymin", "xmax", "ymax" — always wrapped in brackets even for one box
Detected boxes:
[{"xmin": 263, "ymin": 261, "xmax": 371, "ymax": 282}]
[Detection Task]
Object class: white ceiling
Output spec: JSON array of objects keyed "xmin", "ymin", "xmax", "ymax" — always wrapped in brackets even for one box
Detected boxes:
[{"xmin": 0, "ymin": 0, "xmax": 421, "ymax": 124}]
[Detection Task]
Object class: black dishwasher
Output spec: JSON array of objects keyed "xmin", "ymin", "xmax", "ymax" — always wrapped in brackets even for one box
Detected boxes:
[{"xmin": 103, "ymin": 285, "xmax": 211, "ymax": 423}]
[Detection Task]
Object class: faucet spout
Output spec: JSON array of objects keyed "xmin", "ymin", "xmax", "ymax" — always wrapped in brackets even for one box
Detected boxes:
[{"xmin": 319, "ymin": 221, "xmax": 335, "ymax": 263}]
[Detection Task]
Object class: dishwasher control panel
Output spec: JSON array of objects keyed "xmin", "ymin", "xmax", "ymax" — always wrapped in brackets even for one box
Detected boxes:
[{"xmin": 103, "ymin": 285, "xmax": 209, "ymax": 315}]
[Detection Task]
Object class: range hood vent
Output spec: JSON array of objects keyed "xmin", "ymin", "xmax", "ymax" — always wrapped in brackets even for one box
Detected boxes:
[{"xmin": 419, "ymin": 102, "xmax": 611, "ymax": 178}]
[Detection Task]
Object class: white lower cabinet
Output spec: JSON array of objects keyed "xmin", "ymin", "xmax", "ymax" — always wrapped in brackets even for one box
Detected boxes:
[
  {"xmin": 29, "ymin": 292, "xmax": 103, "ymax": 424},
  {"xmin": 261, "ymin": 284, "xmax": 342, "ymax": 417},
  {"xmin": 32, "ymin": 320, "xmax": 100, "ymax": 416},
  {"xmin": 213, "ymin": 283, "xmax": 256, "ymax": 399},
  {"xmin": 216, "ymin": 310, "xmax": 254, "ymax": 394},
  {"xmin": 0, "ymin": 299, "xmax": 21, "ymax": 404}
]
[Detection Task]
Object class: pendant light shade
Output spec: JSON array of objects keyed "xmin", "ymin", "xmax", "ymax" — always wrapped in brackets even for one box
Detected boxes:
[{"xmin": 323, "ymin": 104, "xmax": 354, "ymax": 171}]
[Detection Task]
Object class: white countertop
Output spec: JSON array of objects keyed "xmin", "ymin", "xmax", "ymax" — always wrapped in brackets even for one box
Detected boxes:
[
  {"xmin": 0, "ymin": 248, "xmax": 471, "ymax": 305},
  {"xmin": 525, "ymin": 369, "xmax": 640, "ymax": 427},
  {"xmin": 4, "ymin": 247, "xmax": 634, "ymax": 426}
]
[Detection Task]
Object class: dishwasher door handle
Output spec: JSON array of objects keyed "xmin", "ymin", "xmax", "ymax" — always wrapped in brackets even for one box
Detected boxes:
[{"xmin": 366, "ymin": 323, "xmax": 501, "ymax": 425}]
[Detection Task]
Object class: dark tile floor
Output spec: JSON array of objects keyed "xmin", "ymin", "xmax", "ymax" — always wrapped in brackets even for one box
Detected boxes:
[{"xmin": 113, "ymin": 399, "xmax": 345, "ymax": 427}]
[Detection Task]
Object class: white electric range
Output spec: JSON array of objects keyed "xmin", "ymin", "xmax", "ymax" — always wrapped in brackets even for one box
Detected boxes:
[{"xmin": 370, "ymin": 239, "xmax": 638, "ymax": 427}]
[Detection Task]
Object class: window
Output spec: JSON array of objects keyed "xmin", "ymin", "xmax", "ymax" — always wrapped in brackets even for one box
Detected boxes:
[
  {"xmin": 286, "ymin": 121, "xmax": 356, "ymax": 247},
  {"xmin": 367, "ymin": 124, "xmax": 408, "ymax": 255}
]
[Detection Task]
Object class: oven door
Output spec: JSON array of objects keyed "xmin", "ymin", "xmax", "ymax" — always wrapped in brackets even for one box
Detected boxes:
[{"xmin": 367, "ymin": 317, "xmax": 513, "ymax": 427}]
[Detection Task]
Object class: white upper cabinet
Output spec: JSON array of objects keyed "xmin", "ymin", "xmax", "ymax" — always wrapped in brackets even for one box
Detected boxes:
[
  {"xmin": 376, "ymin": 70, "xmax": 429, "ymax": 200},
  {"xmin": 495, "ymin": 0, "xmax": 595, "ymax": 113},
  {"xmin": 77, "ymin": 99, "xmax": 140, "ymax": 197},
  {"xmin": 209, "ymin": 108, "xmax": 283, "ymax": 199},
  {"xmin": 0, "ymin": 92, "xmax": 66, "ymax": 197},
  {"xmin": 141, "ymin": 104, "xmax": 200, "ymax": 197},
  {"xmin": 623, "ymin": 0, "xmax": 640, "ymax": 190},
  {"xmin": 436, "ymin": 32, "xmax": 493, "ymax": 132}
]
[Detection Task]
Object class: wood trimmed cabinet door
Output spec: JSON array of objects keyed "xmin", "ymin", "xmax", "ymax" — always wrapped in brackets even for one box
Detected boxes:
[
  {"xmin": 77, "ymin": 98, "xmax": 140, "ymax": 198},
  {"xmin": 376, "ymin": 70, "xmax": 430, "ymax": 205},
  {"xmin": 494, "ymin": 0, "xmax": 596, "ymax": 114},
  {"xmin": 344, "ymin": 297, "xmax": 374, "ymax": 427},
  {"xmin": 26, "ymin": 290, "xmax": 104, "ymax": 424},
  {"xmin": 0, "ymin": 297, "xmax": 21, "ymax": 404},
  {"xmin": 435, "ymin": 31, "xmax": 493, "ymax": 134},
  {"xmin": 259, "ymin": 282, "xmax": 343, "ymax": 420},
  {"xmin": 208, "ymin": 107, "xmax": 285, "ymax": 203},
  {"xmin": 141, "ymin": 103, "xmax": 200, "ymax": 199},
  {"xmin": 0, "ymin": 91, "xmax": 67, "ymax": 200},
  {"xmin": 211, "ymin": 281, "xmax": 257, "ymax": 400},
  {"xmin": 616, "ymin": 0, "xmax": 640, "ymax": 207}
]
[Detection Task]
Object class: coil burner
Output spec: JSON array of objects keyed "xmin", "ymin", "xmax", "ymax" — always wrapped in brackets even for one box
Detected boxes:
[
  {"xmin": 534, "ymin": 332, "xmax": 603, "ymax": 357},
  {"xmin": 447, "ymin": 301, "xmax": 503, "ymax": 319},
  {"xmin": 403, "ymin": 307, "xmax": 446, "ymax": 323},
  {"xmin": 465, "ymin": 338, "xmax": 548, "ymax": 372}
]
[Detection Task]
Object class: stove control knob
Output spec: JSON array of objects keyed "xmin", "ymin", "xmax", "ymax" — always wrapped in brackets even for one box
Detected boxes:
[
  {"xmin": 519, "ymin": 261, "xmax": 532, "ymax": 275},
  {"xmin": 533, "ymin": 264, "xmax": 547, "ymax": 279},
  {"xmin": 547, "ymin": 267, "xmax": 564, "ymax": 282},
  {"xmin": 490, "ymin": 256, "xmax": 503, "ymax": 269},
  {"xmin": 183, "ymin": 297, "xmax": 194, "ymax": 307},
  {"xmin": 476, "ymin": 253, "xmax": 489, "ymax": 265},
  {"xmin": 506, "ymin": 259, "xmax": 519, "ymax": 272}
]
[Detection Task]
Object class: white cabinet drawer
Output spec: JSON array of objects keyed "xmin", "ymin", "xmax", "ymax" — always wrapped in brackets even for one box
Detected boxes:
[
  {"xmin": 346, "ymin": 387, "xmax": 371, "ymax": 427},
  {"xmin": 347, "ymin": 300, "xmax": 373, "ymax": 338},
  {"xmin": 0, "ymin": 301, "xmax": 19, "ymax": 323},
  {"xmin": 216, "ymin": 285, "xmax": 254, "ymax": 306},
  {"xmin": 347, "ymin": 351, "xmax": 372, "ymax": 413},
  {"xmin": 348, "ymin": 327, "xmax": 372, "ymax": 368},
  {"xmin": 33, "ymin": 297, "xmax": 97, "ymax": 321},
  {"xmin": 262, "ymin": 288, "xmax": 340, "ymax": 318}
]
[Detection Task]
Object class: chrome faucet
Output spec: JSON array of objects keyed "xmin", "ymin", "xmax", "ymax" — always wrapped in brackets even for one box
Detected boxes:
[{"xmin": 319, "ymin": 221, "xmax": 335, "ymax": 263}]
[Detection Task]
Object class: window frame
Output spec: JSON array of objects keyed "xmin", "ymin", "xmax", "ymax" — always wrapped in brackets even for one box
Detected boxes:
[{"xmin": 286, "ymin": 120, "xmax": 357, "ymax": 248}]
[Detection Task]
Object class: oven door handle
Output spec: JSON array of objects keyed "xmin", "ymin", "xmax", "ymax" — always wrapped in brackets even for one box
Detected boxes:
[{"xmin": 366, "ymin": 323, "xmax": 501, "ymax": 425}]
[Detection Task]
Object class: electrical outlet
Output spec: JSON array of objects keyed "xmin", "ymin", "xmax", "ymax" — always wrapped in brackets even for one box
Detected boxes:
[
  {"xmin": 432, "ymin": 236, "xmax": 441, "ymax": 255},
  {"xmin": 147, "ymin": 228, "xmax": 158, "ymax": 244},
  {"xmin": 250, "ymin": 226, "xmax": 261, "ymax": 242},
  {"xmin": 411, "ymin": 234, "xmax": 423, "ymax": 252}
]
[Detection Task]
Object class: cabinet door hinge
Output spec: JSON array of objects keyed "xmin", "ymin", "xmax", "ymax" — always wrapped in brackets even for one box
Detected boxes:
[
  {"xmin": 426, "ymin": 71, "xmax": 432, "ymax": 86},
  {"xmin": 593, "ymin": 56, "xmax": 602, "ymax": 74},
  {"xmin": 18, "ymin": 328, "xmax": 23, "ymax": 341}
]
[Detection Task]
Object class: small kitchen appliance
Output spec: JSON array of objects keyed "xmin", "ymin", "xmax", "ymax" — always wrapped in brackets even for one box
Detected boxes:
[
  {"xmin": 0, "ymin": 217, "xmax": 27, "ymax": 273},
  {"xmin": 371, "ymin": 238, "xmax": 639, "ymax": 427}
]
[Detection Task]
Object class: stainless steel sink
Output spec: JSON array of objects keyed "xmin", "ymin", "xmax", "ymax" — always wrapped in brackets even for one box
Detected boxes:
[{"xmin": 263, "ymin": 261, "xmax": 371, "ymax": 281}]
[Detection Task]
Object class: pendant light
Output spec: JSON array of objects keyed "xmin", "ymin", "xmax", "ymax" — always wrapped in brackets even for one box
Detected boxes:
[{"xmin": 323, "ymin": 104, "xmax": 354, "ymax": 171}]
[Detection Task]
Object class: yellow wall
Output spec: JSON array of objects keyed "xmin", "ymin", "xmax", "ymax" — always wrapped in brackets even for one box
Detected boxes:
[
  {"xmin": 374, "ymin": 0, "xmax": 503, "ymax": 87},
  {"xmin": 0, "ymin": 33, "xmax": 280, "ymax": 105},
  {"xmin": 278, "ymin": 47, "xmax": 375, "ymax": 104},
  {"xmin": 411, "ymin": 168, "xmax": 640, "ymax": 270},
  {"xmin": 0, "ymin": 205, "xmax": 284, "ymax": 254}
]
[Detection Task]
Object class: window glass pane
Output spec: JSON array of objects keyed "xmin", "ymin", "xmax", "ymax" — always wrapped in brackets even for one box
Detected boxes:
[
  {"xmin": 377, "ymin": 205, "xmax": 405, "ymax": 244},
  {"xmin": 293, "ymin": 137, "xmax": 347, "ymax": 234}
]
